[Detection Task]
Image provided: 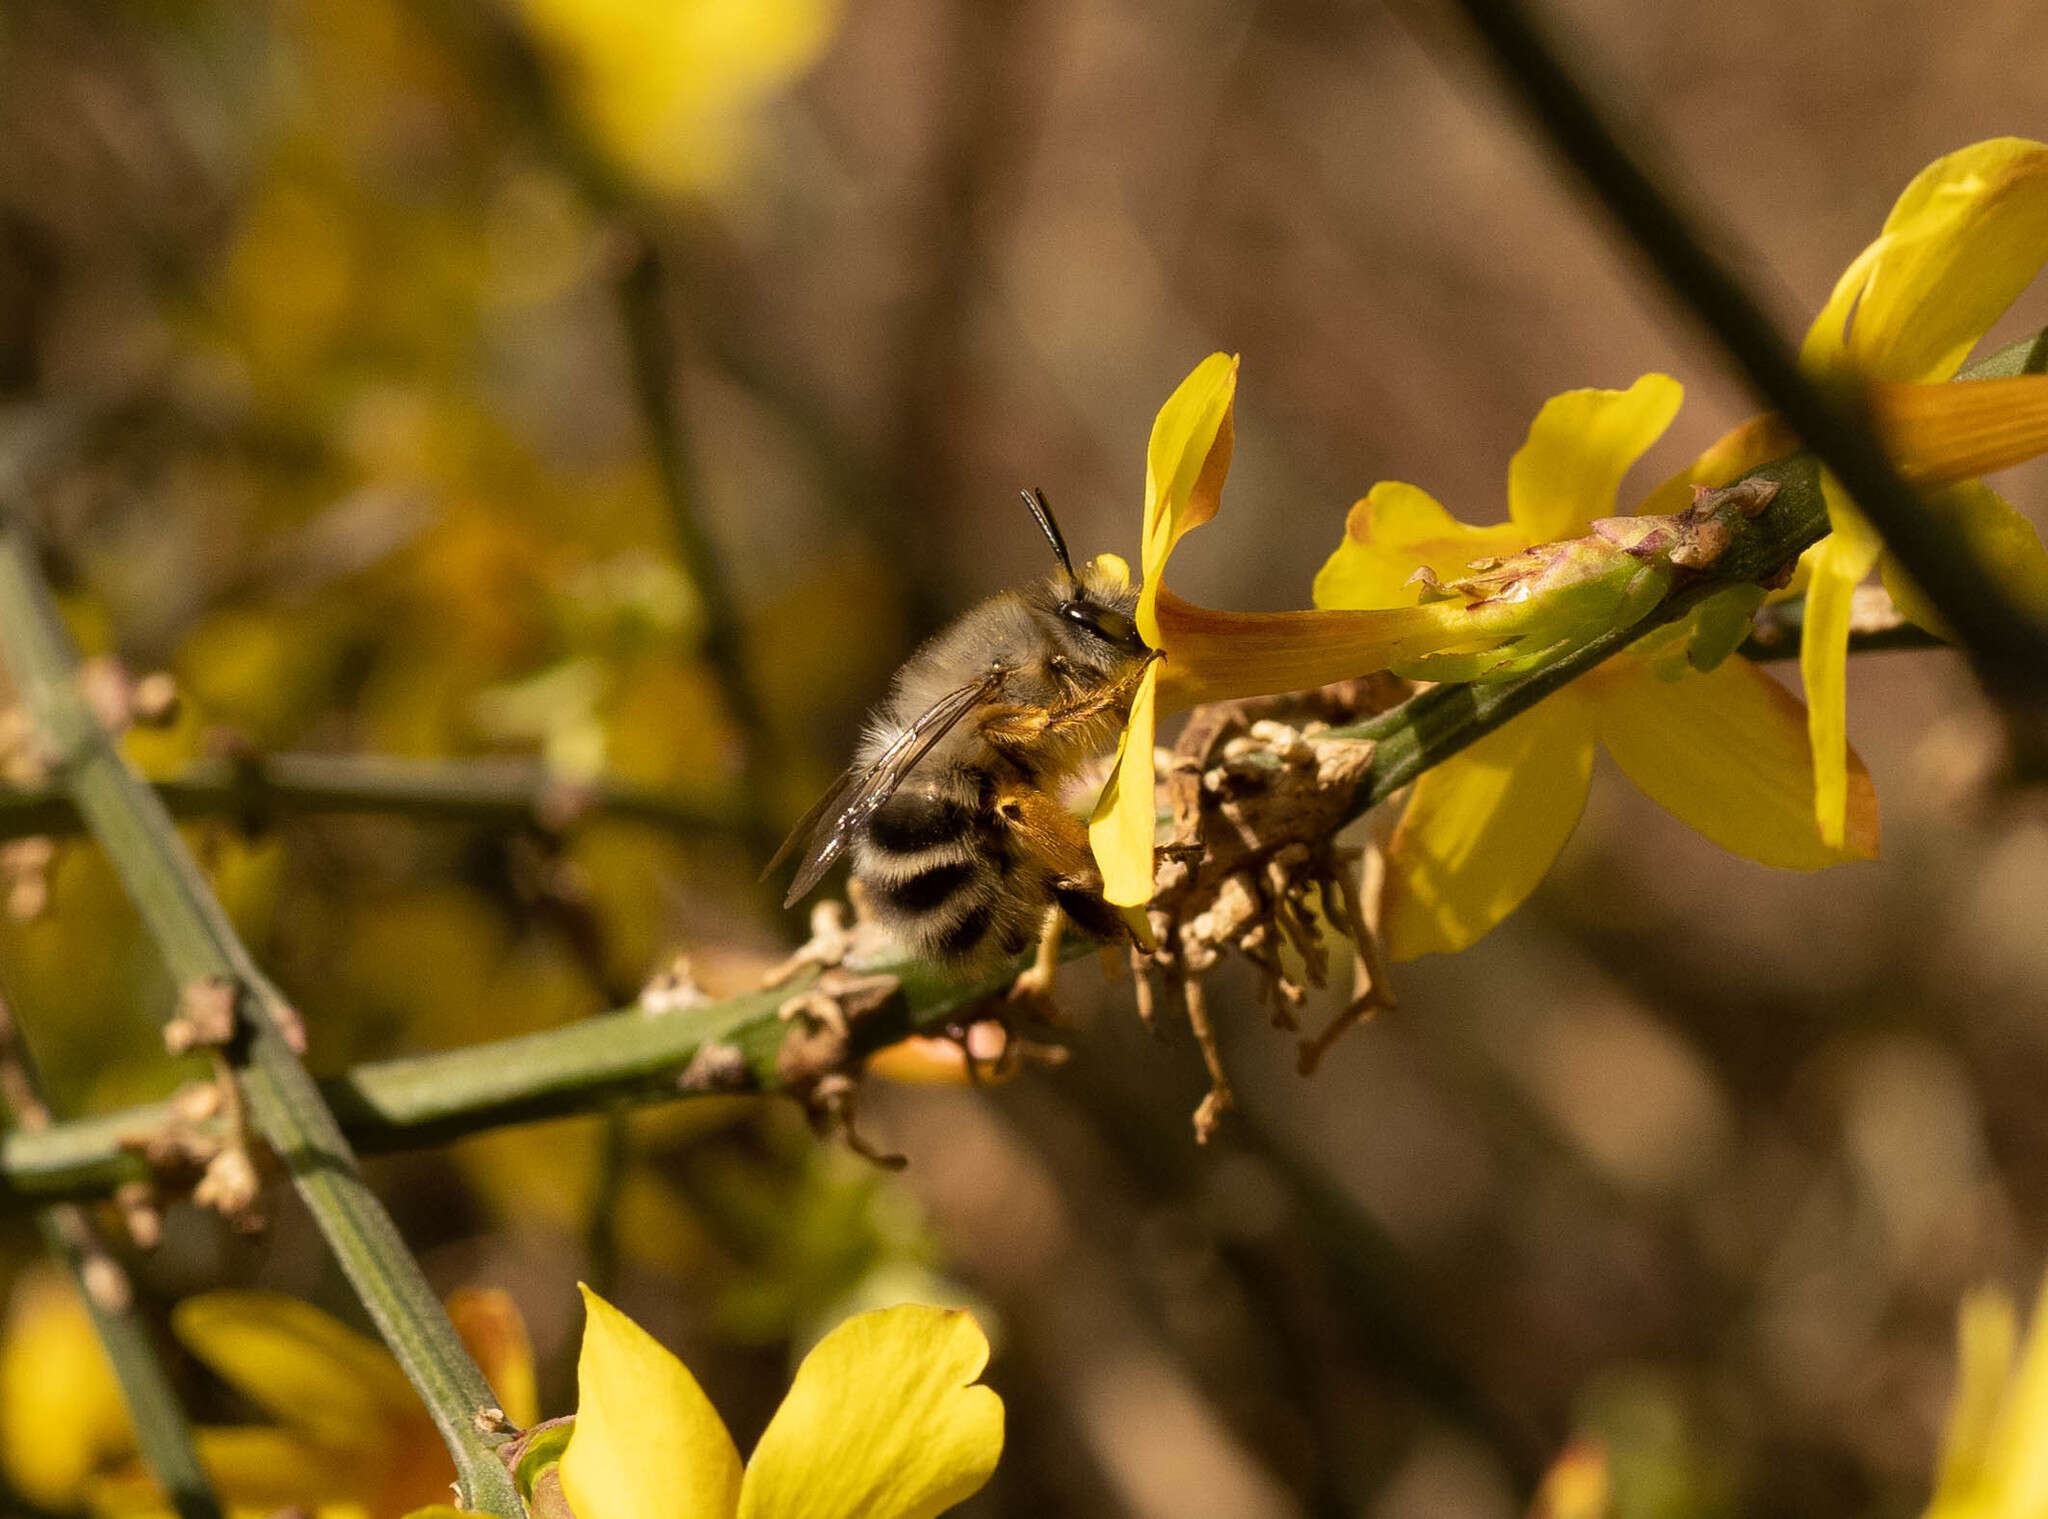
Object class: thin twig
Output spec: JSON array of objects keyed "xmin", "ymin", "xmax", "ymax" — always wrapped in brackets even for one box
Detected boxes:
[
  {"xmin": 614, "ymin": 242, "xmax": 781, "ymax": 854},
  {"xmin": 0, "ymin": 751, "xmax": 730, "ymax": 844},
  {"xmin": 1740, "ymin": 593, "xmax": 1946, "ymax": 663},
  {"xmin": 0, "ymin": 935, "xmax": 1077, "ymax": 1203},
  {"xmin": 0, "ymin": 511, "xmax": 523, "ymax": 1514},
  {"xmin": 1427, "ymin": 0, "xmax": 2048, "ymax": 762},
  {"xmin": 0, "ymin": 989, "xmax": 222, "ymax": 1519}
]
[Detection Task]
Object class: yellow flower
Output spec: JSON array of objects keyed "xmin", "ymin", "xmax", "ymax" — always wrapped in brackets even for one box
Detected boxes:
[
  {"xmin": 0, "ymin": 1267, "xmax": 133, "ymax": 1510},
  {"xmin": 557, "ymin": 1286, "xmax": 1002, "ymax": 1519},
  {"xmin": 1088, "ymin": 355, "xmax": 1536, "ymax": 907},
  {"xmin": 1652, "ymin": 139, "xmax": 2048, "ymax": 848},
  {"xmin": 1923, "ymin": 1267, "xmax": 2048, "ymax": 1519},
  {"xmin": 513, "ymin": 0, "xmax": 842, "ymax": 199},
  {"xmin": 1315, "ymin": 376, "xmax": 1878, "ymax": 960},
  {"xmin": 73, "ymin": 1286, "xmax": 534, "ymax": 1518}
]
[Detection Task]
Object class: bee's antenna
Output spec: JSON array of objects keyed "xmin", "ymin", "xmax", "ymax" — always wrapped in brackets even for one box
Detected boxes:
[{"xmin": 1021, "ymin": 487, "xmax": 1078, "ymax": 584}]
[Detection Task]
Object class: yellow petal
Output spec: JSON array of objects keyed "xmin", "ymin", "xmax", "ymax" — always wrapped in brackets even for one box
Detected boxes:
[
  {"xmin": 1798, "ymin": 525, "xmax": 1884, "ymax": 850},
  {"xmin": 1973, "ymin": 1268, "xmax": 2048, "ymax": 1515},
  {"xmin": 1637, "ymin": 411, "xmax": 1802, "ymax": 517},
  {"xmin": 1589, "ymin": 657, "xmax": 1877, "ymax": 867},
  {"xmin": 736, "ymin": 1306, "xmax": 1002, "ymax": 1519},
  {"xmin": 0, "ymin": 1268, "xmax": 132, "ymax": 1509},
  {"xmin": 1138, "ymin": 353, "xmax": 1238, "ymax": 645},
  {"xmin": 513, "ymin": 0, "xmax": 842, "ymax": 200},
  {"xmin": 448, "ymin": 1288, "xmax": 540, "ymax": 1431},
  {"xmin": 1088, "ymin": 660, "xmax": 1160, "ymax": 907},
  {"xmin": 1872, "ymin": 374, "xmax": 2048, "ymax": 484},
  {"xmin": 1881, "ymin": 481, "xmax": 2048, "ymax": 639},
  {"xmin": 1802, "ymin": 138, "xmax": 2048, "ymax": 383},
  {"xmin": 1531, "ymin": 1442, "xmax": 1612, "ymax": 1519},
  {"xmin": 1150, "ymin": 589, "xmax": 1493, "ymax": 713},
  {"xmin": 1382, "ymin": 694, "xmax": 1598, "ymax": 961},
  {"xmin": 88, "ymin": 1426, "xmax": 364, "ymax": 1514},
  {"xmin": 195, "ymin": 1426, "xmax": 366, "ymax": 1507},
  {"xmin": 1507, "ymin": 375, "xmax": 1684, "ymax": 543},
  {"xmin": 1311, "ymin": 482, "xmax": 1529, "ymax": 610},
  {"xmin": 172, "ymin": 1292, "xmax": 417, "ymax": 1452},
  {"xmin": 1638, "ymin": 358, "xmax": 2048, "ymax": 521},
  {"xmin": 1929, "ymin": 1287, "xmax": 2018, "ymax": 1508},
  {"xmin": 560, "ymin": 1285, "xmax": 742, "ymax": 1519}
]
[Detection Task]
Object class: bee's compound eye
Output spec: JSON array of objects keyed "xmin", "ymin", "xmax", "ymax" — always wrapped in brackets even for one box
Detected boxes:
[
  {"xmin": 1091, "ymin": 607, "xmax": 1140, "ymax": 645},
  {"xmin": 1061, "ymin": 601, "xmax": 1142, "ymax": 648}
]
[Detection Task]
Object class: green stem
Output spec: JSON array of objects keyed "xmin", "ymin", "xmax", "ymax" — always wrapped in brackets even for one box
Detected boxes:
[
  {"xmin": 0, "ymin": 752, "xmax": 727, "ymax": 844},
  {"xmin": 0, "ymin": 946, "xmax": 1036, "ymax": 1202},
  {"xmin": 0, "ymin": 516, "xmax": 523, "ymax": 1515},
  {"xmin": 0, "ymin": 992, "xmax": 222, "ymax": 1519},
  {"xmin": 1432, "ymin": 0, "xmax": 2048, "ymax": 756}
]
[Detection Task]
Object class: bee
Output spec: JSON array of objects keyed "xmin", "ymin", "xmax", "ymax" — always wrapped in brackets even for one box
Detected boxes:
[{"xmin": 769, "ymin": 489, "xmax": 1155, "ymax": 971}]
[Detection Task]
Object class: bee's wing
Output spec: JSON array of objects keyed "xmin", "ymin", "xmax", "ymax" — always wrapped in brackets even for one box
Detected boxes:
[
  {"xmin": 761, "ymin": 763, "xmax": 859, "ymax": 881},
  {"xmin": 772, "ymin": 669, "xmax": 1006, "ymax": 908}
]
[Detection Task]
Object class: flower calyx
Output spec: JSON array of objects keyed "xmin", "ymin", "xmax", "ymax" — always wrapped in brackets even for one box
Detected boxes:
[{"xmin": 1400, "ymin": 476, "xmax": 1782, "ymax": 682}]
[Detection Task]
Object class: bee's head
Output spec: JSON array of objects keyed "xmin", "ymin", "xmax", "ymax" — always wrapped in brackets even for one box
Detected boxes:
[{"xmin": 1020, "ymin": 488, "xmax": 1150, "ymax": 662}]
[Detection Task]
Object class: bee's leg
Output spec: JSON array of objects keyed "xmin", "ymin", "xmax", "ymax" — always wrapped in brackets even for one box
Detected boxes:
[
  {"xmin": 986, "ymin": 785, "xmax": 1103, "ymax": 1016},
  {"xmin": 1009, "ymin": 904, "xmax": 1065, "ymax": 1003},
  {"xmin": 980, "ymin": 659, "xmax": 1155, "ymax": 753}
]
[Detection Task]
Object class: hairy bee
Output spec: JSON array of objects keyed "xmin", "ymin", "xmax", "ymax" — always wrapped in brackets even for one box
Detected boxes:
[{"xmin": 770, "ymin": 490, "xmax": 1154, "ymax": 970}]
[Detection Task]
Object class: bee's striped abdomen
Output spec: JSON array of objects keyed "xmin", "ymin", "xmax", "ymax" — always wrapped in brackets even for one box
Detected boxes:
[
  {"xmin": 854, "ymin": 774, "xmax": 1036, "ymax": 968},
  {"xmin": 865, "ymin": 785, "xmax": 977, "ymax": 855}
]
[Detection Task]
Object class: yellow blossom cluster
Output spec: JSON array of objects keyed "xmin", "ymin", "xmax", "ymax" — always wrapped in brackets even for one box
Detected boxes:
[{"xmin": 1089, "ymin": 137, "xmax": 2048, "ymax": 962}]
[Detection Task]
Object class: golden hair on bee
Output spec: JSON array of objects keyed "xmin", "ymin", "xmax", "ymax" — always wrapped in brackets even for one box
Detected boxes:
[{"xmin": 768, "ymin": 489, "xmax": 1154, "ymax": 970}]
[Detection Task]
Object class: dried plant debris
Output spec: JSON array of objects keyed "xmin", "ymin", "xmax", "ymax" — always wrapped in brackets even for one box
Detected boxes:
[
  {"xmin": 162, "ymin": 975, "xmax": 238, "ymax": 1055},
  {"xmin": 116, "ymin": 1076, "xmax": 269, "ymax": 1233},
  {"xmin": 761, "ymin": 897, "xmax": 893, "ymax": 988},
  {"xmin": 79, "ymin": 658, "xmax": 176, "ymax": 735},
  {"xmin": 640, "ymin": 954, "xmax": 715, "ymax": 1015},
  {"xmin": 1138, "ymin": 677, "xmax": 1406, "ymax": 1140},
  {"xmin": 801, "ymin": 1071, "xmax": 907, "ymax": 1170},
  {"xmin": 676, "ymin": 1039, "xmax": 752, "ymax": 1095},
  {"xmin": 942, "ymin": 1016, "xmax": 1070, "ymax": 1085}
]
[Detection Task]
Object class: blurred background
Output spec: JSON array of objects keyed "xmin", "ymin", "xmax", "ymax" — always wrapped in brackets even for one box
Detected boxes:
[{"xmin": 1, "ymin": 0, "xmax": 2047, "ymax": 1514}]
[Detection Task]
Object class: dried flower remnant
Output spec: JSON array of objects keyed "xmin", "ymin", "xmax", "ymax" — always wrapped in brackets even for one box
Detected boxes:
[
  {"xmin": 1135, "ymin": 678, "xmax": 1408, "ymax": 1139},
  {"xmin": 0, "ymin": 696, "xmax": 54, "ymax": 918},
  {"xmin": 638, "ymin": 954, "xmax": 714, "ymax": 1015},
  {"xmin": 161, "ymin": 976, "xmax": 239, "ymax": 1056}
]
